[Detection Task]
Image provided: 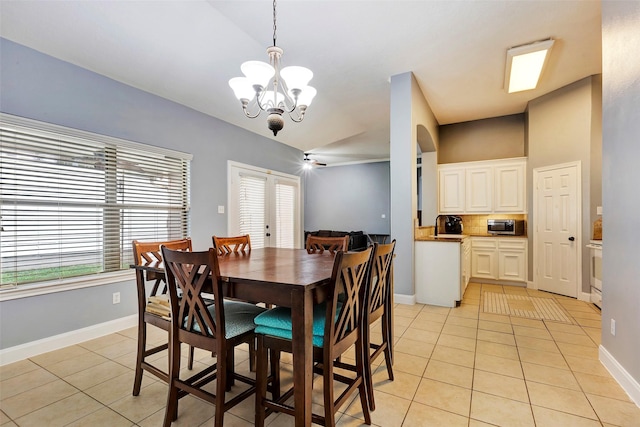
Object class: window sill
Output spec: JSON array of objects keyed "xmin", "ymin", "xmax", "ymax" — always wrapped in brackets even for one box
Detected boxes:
[{"xmin": 0, "ymin": 270, "xmax": 135, "ymax": 302}]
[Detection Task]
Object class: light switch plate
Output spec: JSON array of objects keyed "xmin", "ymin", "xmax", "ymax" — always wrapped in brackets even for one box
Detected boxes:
[{"xmin": 218, "ymin": 205, "xmax": 225, "ymax": 214}]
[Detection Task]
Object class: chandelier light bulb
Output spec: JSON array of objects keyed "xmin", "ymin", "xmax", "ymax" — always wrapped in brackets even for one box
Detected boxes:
[
  {"xmin": 280, "ymin": 66, "xmax": 313, "ymax": 91},
  {"xmin": 241, "ymin": 61, "xmax": 275, "ymax": 88},
  {"xmin": 228, "ymin": 77, "xmax": 255, "ymax": 101}
]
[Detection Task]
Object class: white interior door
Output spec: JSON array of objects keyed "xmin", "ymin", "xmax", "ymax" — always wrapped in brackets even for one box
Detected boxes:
[
  {"xmin": 534, "ymin": 162, "xmax": 580, "ymax": 297},
  {"xmin": 228, "ymin": 162, "xmax": 301, "ymax": 249}
]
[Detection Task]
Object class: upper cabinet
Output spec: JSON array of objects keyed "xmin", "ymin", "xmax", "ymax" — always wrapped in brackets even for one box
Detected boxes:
[
  {"xmin": 438, "ymin": 158, "xmax": 526, "ymax": 214},
  {"xmin": 438, "ymin": 168, "xmax": 465, "ymax": 213}
]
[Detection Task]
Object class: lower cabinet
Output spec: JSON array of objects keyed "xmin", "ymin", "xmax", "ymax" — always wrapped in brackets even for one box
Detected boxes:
[
  {"xmin": 415, "ymin": 239, "xmax": 467, "ymax": 307},
  {"xmin": 471, "ymin": 237, "xmax": 527, "ymax": 283}
]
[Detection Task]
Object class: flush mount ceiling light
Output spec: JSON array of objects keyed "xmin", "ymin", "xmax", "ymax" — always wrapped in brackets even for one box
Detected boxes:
[
  {"xmin": 228, "ymin": 0, "xmax": 316, "ymax": 136},
  {"xmin": 504, "ymin": 38, "xmax": 555, "ymax": 93}
]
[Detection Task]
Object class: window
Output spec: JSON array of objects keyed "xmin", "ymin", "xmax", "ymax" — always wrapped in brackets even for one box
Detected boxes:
[
  {"xmin": 0, "ymin": 114, "xmax": 191, "ymax": 290},
  {"xmin": 228, "ymin": 162, "xmax": 301, "ymax": 249}
]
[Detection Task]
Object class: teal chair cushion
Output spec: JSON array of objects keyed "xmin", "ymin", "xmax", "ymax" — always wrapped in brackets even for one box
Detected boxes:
[
  {"xmin": 185, "ymin": 299, "xmax": 266, "ymax": 339},
  {"xmin": 253, "ymin": 302, "xmax": 341, "ymax": 347}
]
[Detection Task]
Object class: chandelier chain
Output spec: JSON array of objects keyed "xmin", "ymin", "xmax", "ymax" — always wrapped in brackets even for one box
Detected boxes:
[{"xmin": 272, "ymin": 0, "xmax": 277, "ymax": 47}]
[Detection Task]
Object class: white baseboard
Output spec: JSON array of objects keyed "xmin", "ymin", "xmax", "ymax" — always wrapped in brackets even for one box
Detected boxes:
[
  {"xmin": 394, "ymin": 293, "xmax": 416, "ymax": 305},
  {"xmin": 527, "ymin": 280, "xmax": 537, "ymax": 290},
  {"xmin": 599, "ymin": 345, "xmax": 640, "ymax": 407},
  {"xmin": 579, "ymin": 291, "xmax": 592, "ymax": 302},
  {"xmin": 0, "ymin": 315, "xmax": 137, "ymax": 366}
]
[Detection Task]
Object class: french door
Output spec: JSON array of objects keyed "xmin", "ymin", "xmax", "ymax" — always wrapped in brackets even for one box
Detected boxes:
[{"xmin": 228, "ymin": 161, "xmax": 301, "ymax": 249}]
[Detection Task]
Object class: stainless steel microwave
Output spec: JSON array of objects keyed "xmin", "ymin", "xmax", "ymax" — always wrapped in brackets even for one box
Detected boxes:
[{"xmin": 487, "ymin": 219, "xmax": 525, "ymax": 235}]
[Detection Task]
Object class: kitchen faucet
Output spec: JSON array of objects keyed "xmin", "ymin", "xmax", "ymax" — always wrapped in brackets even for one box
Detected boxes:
[{"xmin": 434, "ymin": 215, "xmax": 443, "ymax": 236}]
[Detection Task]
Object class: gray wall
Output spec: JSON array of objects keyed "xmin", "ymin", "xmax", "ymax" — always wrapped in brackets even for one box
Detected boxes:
[
  {"xmin": 390, "ymin": 72, "xmax": 439, "ymax": 298},
  {"xmin": 304, "ymin": 162, "xmax": 390, "ymax": 234},
  {"xmin": 527, "ymin": 76, "xmax": 602, "ymax": 292},
  {"xmin": 0, "ymin": 38, "xmax": 304, "ymax": 349},
  {"xmin": 438, "ymin": 114, "xmax": 525, "ymax": 164},
  {"xmin": 601, "ymin": 0, "xmax": 640, "ymax": 387}
]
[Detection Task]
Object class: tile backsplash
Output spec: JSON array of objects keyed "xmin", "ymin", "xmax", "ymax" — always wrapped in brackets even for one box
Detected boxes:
[{"xmin": 459, "ymin": 214, "xmax": 527, "ymax": 236}]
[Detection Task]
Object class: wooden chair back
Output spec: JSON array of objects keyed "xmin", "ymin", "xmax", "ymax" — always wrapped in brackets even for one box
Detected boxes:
[
  {"xmin": 213, "ymin": 234, "xmax": 251, "ymax": 256},
  {"xmin": 306, "ymin": 235, "xmax": 349, "ymax": 254},
  {"xmin": 132, "ymin": 238, "xmax": 192, "ymax": 295},
  {"xmin": 368, "ymin": 240, "xmax": 396, "ymax": 323},
  {"xmin": 326, "ymin": 247, "xmax": 373, "ymax": 356},
  {"xmin": 161, "ymin": 247, "xmax": 224, "ymax": 347}
]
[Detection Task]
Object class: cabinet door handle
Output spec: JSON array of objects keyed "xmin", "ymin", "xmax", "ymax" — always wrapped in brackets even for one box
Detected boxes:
[{"xmin": 568, "ymin": 236, "xmax": 575, "ymax": 241}]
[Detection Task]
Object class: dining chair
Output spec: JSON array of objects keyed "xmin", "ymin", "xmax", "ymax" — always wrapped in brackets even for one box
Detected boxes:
[
  {"xmin": 337, "ymin": 240, "xmax": 396, "ymax": 411},
  {"xmin": 161, "ymin": 246, "xmax": 277, "ymax": 427},
  {"xmin": 306, "ymin": 235, "xmax": 349, "ymax": 254},
  {"xmin": 212, "ymin": 234, "xmax": 251, "ymax": 256},
  {"xmin": 131, "ymin": 238, "xmax": 196, "ymax": 396},
  {"xmin": 253, "ymin": 247, "xmax": 374, "ymax": 427},
  {"xmin": 213, "ymin": 233, "xmax": 264, "ymax": 369}
]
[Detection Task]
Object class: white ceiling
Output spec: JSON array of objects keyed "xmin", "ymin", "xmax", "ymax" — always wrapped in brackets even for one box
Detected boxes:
[{"xmin": 0, "ymin": 1, "xmax": 602, "ymax": 165}]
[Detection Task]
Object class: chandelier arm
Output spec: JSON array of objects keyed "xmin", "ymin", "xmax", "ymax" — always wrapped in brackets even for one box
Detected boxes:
[
  {"xmin": 287, "ymin": 106, "xmax": 307, "ymax": 123},
  {"xmin": 242, "ymin": 106, "xmax": 262, "ymax": 119}
]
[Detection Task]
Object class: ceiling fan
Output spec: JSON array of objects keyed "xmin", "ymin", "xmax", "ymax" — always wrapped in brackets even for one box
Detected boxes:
[{"xmin": 303, "ymin": 153, "xmax": 326, "ymax": 168}]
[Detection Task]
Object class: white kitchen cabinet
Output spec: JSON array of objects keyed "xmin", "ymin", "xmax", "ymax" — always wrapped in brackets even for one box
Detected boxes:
[
  {"xmin": 438, "ymin": 158, "xmax": 526, "ymax": 214},
  {"xmin": 415, "ymin": 238, "xmax": 468, "ymax": 307},
  {"xmin": 438, "ymin": 168, "xmax": 465, "ymax": 213},
  {"xmin": 494, "ymin": 162, "xmax": 526, "ymax": 212},
  {"xmin": 497, "ymin": 239, "xmax": 527, "ymax": 281},
  {"xmin": 471, "ymin": 238, "xmax": 498, "ymax": 279},
  {"xmin": 465, "ymin": 166, "xmax": 493, "ymax": 212},
  {"xmin": 471, "ymin": 237, "xmax": 527, "ymax": 283}
]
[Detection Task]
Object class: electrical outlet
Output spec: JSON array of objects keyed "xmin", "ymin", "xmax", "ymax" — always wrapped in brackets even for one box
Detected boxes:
[
  {"xmin": 611, "ymin": 318, "xmax": 616, "ymax": 336},
  {"xmin": 218, "ymin": 205, "xmax": 225, "ymax": 214},
  {"xmin": 113, "ymin": 292, "xmax": 121, "ymax": 304}
]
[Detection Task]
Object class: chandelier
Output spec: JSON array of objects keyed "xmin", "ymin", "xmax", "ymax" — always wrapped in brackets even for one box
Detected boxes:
[{"xmin": 228, "ymin": 0, "xmax": 316, "ymax": 136}]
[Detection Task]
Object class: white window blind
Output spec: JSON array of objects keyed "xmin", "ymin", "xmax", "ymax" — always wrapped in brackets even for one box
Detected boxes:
[
  {"xmin": 0, "ymin": 114, "xmax": 191, "ymax": 288},
  {"xmin": 228, "ymin": 161, "xmax": 301, "ymax": 249},
  {"xmin": 275, "ymin": 181, "xmax": 295, "ymax": 248},
  {"xmin": 238, "ymin": 174, "xmax": 266, "ymax": 249}
]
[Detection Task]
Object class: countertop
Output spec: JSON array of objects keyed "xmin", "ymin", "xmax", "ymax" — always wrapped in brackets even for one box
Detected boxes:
[{"xmin": 415, "ymin": 233, "xmax": 528, "ymax": 242}]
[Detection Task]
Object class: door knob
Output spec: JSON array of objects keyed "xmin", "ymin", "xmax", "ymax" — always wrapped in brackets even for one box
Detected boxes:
[{"xmin": 568, "ymin": 236, "xmax": 575, "ymax": 241}]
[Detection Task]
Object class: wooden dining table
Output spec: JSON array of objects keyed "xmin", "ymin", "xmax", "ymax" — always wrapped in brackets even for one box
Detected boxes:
[{"xmin": 132, "ymin": 247, "xmax": 336, "ymax": 427}]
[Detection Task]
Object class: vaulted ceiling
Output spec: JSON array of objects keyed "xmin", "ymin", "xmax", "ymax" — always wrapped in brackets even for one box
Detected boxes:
[{"xmin": 0, "ymin": 1, "xmax": 602, "ymax": 165}]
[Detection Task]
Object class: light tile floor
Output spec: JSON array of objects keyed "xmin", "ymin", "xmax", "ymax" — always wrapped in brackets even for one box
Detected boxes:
[{"xmin": 2, "ymin": 283, "xmax": 639, "ymax": 426}]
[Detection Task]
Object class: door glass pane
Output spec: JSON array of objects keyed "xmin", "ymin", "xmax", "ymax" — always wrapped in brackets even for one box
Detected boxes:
[
  {"xmin": 238, "ymin": 174, "xmax": 266, "ymax": 248},
  {"xmin": 275, "ymin": 181, "xmax": 295, "ymax": 248}
]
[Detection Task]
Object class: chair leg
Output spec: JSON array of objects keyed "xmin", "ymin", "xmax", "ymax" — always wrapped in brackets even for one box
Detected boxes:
[
  {"xmin": 187, "ymin": 345, "xmax": 195, "ymax": 370},
  {"xmin": 249, "ymin": 338, "xmax": 257, "ymax": 372},
  {"xmin": 356, "ymin": 339, "xmax": 372, "ymax": 425},
  {"xmin": 323, "ymin": 361, "xmax": 336, "ymax": 427},
  {"xmin": 163, "ymin": 336, "xmax": 181, "ymax": 427},
  {"xmin": 383, "ymin": 343, "xmax": 394, "ymax": 381},
  {"xmin": 215, "ymin": 349, "xmax": 227, "ymax": 427},
  {"xmin": 225, "ymin": 348, "xmax": 235, "ymax": 391},
  {"xmin": 133, "ymin": 321, "xmax": 146, "ymax": 396},
  {"xmin": 363, "ymin": 346, "xmax": 375, "ymax": 412},
  {"xmin": 255, "ymin": 335, "xmax": 268, "ymax": 427},
  {"xmin": 381, "ymin": 313, "xmax": 394, "ymax": 381},
  {"xmin": 269, "ymin": 348, "xmax": 281, "ymax": 400}
]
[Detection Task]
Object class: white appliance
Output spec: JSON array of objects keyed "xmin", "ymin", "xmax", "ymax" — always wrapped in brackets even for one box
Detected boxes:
[{"xmin": 586, "ymin": 240, "xmax": 602, "ymax": 308}]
